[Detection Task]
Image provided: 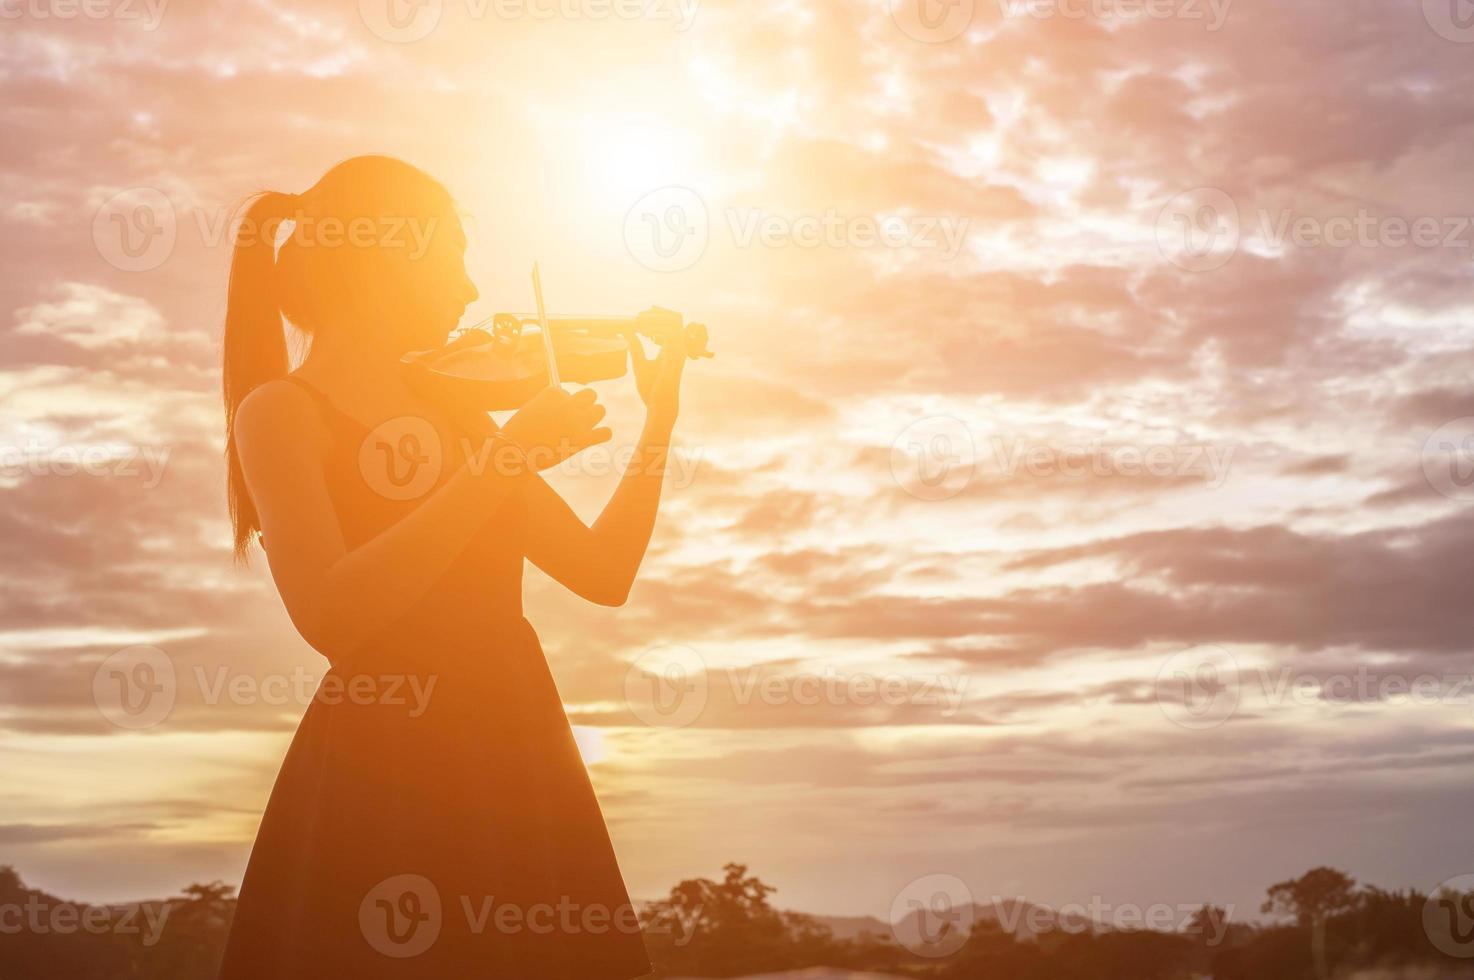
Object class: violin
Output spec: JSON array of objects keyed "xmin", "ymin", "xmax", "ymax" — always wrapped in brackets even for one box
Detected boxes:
[{"xmin": 401, "ymin": 265, "xmax": 713, "ymax": 412}]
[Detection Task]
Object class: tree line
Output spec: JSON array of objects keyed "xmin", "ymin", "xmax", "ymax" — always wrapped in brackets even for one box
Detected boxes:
[{"xmin": 2, "ymin": 861, "xmax": 1472, "ymax": 978}]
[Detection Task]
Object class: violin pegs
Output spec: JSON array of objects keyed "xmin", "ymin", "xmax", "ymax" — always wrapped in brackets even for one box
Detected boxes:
[
  {"xmin": 491, "ymin": 313, "xmax": 522, "ymax": 348},
  {"xmin": 685, "ymin": 322, "xmax": 714, "ymax": 359}
]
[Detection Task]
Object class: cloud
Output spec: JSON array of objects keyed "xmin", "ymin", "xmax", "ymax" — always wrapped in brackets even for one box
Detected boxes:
[
  {"xmin": 11, "ymin": 282, "xmax": 168, "ymax": 350},
  {"xmin": 1, "ymin": 0, "xmax": 1472, "ymax": 916}
]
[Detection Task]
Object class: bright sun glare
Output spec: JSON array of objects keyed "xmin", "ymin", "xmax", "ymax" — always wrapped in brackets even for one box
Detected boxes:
[{"xmin": 561, "ymin": 112, "xmax": 704, "ymax": 204}]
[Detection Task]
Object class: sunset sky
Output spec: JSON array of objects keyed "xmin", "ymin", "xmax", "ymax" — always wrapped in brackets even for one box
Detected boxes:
[{"xmin": 3, "ymin": 0, "xmax": 1474, "ymax": 927}]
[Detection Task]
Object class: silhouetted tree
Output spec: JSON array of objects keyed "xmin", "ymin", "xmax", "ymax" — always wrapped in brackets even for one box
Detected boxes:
[
  {"xmin": 1261, "ymin": 867, "xmax": 1357, "ymax": 977},
  {"xmin": 136, "ymin": 881, "xmax": 236, "ymax": 980},
  {"xmin": 1262, "ymin": 867, "xmax": 1358, "ymax": 928},
  {"xmin": 642, "ymin": 863, "xmax": 842, "ymax": 976}
]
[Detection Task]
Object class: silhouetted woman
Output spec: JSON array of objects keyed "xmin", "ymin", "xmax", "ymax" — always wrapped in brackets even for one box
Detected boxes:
[{"xmin": 217, "ymin": 156, "xmax": 685, "ymax": 978}]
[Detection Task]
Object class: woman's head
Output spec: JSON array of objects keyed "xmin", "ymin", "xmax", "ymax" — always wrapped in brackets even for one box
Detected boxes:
[
  {"xmin": 223, "ymin": 155, "xmax": 476, "ymax": 558},
  {"xmin": 274, "ymin": 156, "xmax": 476, "ymax": 349}
]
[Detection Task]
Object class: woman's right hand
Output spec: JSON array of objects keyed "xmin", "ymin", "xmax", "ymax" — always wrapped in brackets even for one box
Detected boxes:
[{"xmin": 501, "ymin": 386, "xmax": 611, "ymax": 472}]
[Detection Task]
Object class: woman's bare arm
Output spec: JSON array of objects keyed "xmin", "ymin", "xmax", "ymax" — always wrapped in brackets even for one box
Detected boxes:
[
  {"xmin": 522, "ymin": 416, "xmax": 675, "ymax": 606},
  {"xmin": 522, "ymin": 335, "xmax": 690, "ymax": 606},
  {"xmin": 235, "ymin": 380, "xmax": 608, "ymax": 659}
]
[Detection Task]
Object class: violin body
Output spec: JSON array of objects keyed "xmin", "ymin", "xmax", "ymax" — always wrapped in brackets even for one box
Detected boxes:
[
  {"xmin": 402, "ymin": 306, "xmax": 710, "ymax": 412},
  {"xmin": 405, "ymin": 329, "xmax": 629, "ymax": 411}
]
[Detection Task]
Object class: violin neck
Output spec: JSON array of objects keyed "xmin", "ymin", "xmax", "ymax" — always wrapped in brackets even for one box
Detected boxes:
[
  {"xmin": 456, "ymin": 307, "xmax": 683, "ymax": 342},
  {"xmin": 537, "ymin": 316, "xmax": 643, "ymax": 338},
  {"xmin": 518, "ymin": 314, "xmax": 682, "ymax": 339}
]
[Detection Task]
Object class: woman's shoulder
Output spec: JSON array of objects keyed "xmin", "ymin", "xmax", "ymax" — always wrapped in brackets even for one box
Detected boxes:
[{"xmin": 234, "ymin": 377, "xmax": 333, "ymax": 460}]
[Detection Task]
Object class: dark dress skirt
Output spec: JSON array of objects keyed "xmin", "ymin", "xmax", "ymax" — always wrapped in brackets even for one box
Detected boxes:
[{"xmin": 217, "ymin": 376, "xmax": 650, "ymax": 979}]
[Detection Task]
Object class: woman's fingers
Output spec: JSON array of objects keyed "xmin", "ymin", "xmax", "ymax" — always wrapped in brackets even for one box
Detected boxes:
[
  {"xmin": 546, "ymin": 387, "xmax": 608, "ymax": 455},
  {"xmin": 626, "ymin": 331, "xmax": 651, "ymax": 368},
  {"xmin": 565, "ymin": 388, "xmax": 605, "ymax": 427}
]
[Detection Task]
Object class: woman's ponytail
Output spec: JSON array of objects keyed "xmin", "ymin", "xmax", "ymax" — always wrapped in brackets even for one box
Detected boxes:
[
  {"xmin": 223, "ymin": 191, "xmax": 296, "ymax": 562},
  {"xmin": 221, "ymin": 156, "xmax": 455, "ymax": 563}
]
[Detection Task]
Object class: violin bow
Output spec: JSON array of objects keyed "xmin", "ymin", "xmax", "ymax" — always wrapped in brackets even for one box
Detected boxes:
[{"xmin": 531, "ymin": 262, "xmax": 561, "ymax": 389}]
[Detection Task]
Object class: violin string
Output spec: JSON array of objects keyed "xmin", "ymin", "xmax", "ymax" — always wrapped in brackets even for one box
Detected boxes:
[{"xmin": 454, "ymin": 313, "xmax": 629, "ymax": 341}]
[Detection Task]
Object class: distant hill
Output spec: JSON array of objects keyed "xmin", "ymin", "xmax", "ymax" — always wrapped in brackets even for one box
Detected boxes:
[{"xmin": 805, "ymin": 913, "xmax": 890, "ymax": 941}]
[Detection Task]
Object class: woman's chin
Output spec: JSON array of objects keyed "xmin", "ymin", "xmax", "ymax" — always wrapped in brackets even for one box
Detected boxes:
[{"xmin": 406, "ymin": 325, "xmax": 455, "ymax": 352}]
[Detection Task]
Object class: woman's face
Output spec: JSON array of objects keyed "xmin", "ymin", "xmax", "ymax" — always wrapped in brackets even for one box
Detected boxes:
[{"xmin": 394, "ymin": 212, "xmax": 477, "ymax": 352}]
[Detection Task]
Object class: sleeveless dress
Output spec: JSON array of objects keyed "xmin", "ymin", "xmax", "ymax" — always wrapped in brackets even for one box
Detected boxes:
[{"xmin": 218, "ymin": 376, "xmax": 651, "ymax": 980}]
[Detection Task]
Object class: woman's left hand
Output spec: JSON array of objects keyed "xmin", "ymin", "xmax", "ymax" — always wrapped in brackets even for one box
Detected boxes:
[{"xmin": 629, "ymin": 326, "xmax": 698, "ymax": 434}]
